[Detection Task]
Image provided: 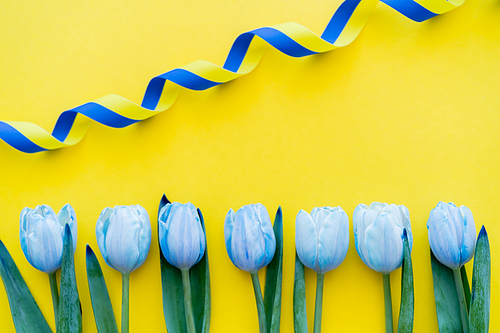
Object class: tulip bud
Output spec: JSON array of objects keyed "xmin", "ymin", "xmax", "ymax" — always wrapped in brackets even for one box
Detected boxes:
[
  {"xmin": 353, "ymin": 202, "xmax": 412, "ymax": 274},
  {"xmin": 96, "ymin": 205, "xmax": 151, "ymax": 274},
  {"xmin": 158, "ymin": 202, "xmax": 206, "ymax": 270},
  {"xmin": 19, "ymin": 204, "xmax": 77, "ymax": 274},
  {"xmin": 224, "ymin": 203, "xmax": 276, "ymax": 273},
  {"xmin": 427, "ymin": 201, "xmax": 476, "ymax": 270},
  {"xmin": 296, "ymin": 206, "xmax": 349, "ymax": 274}
]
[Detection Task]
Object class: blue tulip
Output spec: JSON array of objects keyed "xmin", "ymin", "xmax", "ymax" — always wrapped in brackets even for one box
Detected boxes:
[
  {"xmin": 296, "ymin": 206, "xmax": 349, "ymax": 274},
  {"xmin": 20, "ymin": 204, "xmax": 77, "ymax": 274},
  {"xmin": 158, "ymin": 202, "xmax": 206, "ymax": 270},
  {"xmin": 224, "ymin": 203, "xmax": 276, "ymax": 273},
  {"xmin": 353, "ymin": 202, "xmax": 413, "ymax": 274},
  {"xmin": 96, "ymin": 205, "xmax": 151, "ymax": 274},
  {"xmin": 427, "ymin": 202, "xmax": 476, "ymax": 270}
]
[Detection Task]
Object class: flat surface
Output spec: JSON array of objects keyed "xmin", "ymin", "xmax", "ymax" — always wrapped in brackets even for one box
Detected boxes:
[{"xmin": 0, "ymin": 0, "xmax": 498, "ymax": 332}]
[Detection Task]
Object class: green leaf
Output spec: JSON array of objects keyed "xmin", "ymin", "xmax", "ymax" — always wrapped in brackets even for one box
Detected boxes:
[
  {"xmin": 158, "ymin": 195, "xmax": 187, "ymax": 333},
  {"xmin": 0, "ymin": 240, "xmax": 52, "ymax": 333},
  {"xmin": 190, "ymin": 208, "xmax": 211, "ymax": 333},
  {"xmin": 461, "ymin": 265, "xmax": 471, "ymax": 313},
  {"xmin": 158, "ymin": 194, "xmax": 211, "ymax": 333},
  {"xmin": 264, "ymin": 207, "xmax": 283, "ymax": 333},
  {"xmin": 430, "ymin": 248, "xmax": 463, "ymax": 332},
  {"xmin": 397, "ymin": 229, "xmax": 414, "ymax": 333},
  {"xmin": 293, "ymin": 252, "xmax": 307, "ymax": 333},
  {"xmin": 86, "ymin": 245, "xmax": 119, "ymax": 333},
  {"xmin": 57, "ymin": 224, "xmax": 82, "ymax": 333},
  {"xmin": 469, "ymin": 226, "xmax": 490, "ymax": 333}
]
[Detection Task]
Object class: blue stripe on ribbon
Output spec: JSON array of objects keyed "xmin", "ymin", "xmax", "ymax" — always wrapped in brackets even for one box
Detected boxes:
[
  {"xmin": 322, "ymin": 0, "xmax": 363, "ymax": 43},
  {"xmin": 0, "ymin": 122, "xmax": 47, "ymax": 153},
  {"xmin": 0, "ymin": 0, "xmax": 442, "ymax": 152},
  {"xmin": 381, "ymin": 0, "xmax": 438, "ymax": 22},
  {"xmin": 52, "ymin": 103, "xmax": 140, "ymax": 142}
]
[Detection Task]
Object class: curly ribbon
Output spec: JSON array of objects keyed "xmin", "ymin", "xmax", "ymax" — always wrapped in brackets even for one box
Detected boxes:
[{"xmin": 0, "ymin": 0, "xmax": 465, "ymax": 153}]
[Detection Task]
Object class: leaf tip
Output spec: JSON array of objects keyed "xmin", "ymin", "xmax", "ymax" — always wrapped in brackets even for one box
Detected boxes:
[
  {"xmin": 161, "ymin": 194, "xmax": 171, "ymax": 205},
  {"xmin": 478, "ymin": 225, "xmax": 487, "ymax": 239},
  {"xmin": 64, "ymin": 223, "xmax": 71, "ymax": 236},
  {"xmin": 403, "ymin": 228, "xmax": 408, "ymax": 240},
  {"xmin": 275, "ymin": 206, "xmax": 283, "ymax": 219}
]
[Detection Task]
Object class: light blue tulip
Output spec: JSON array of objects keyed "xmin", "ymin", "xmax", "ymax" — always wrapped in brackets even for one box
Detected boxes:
[
  {"xmin": 427, "ymin": 202, "xmax": 476, "ymax": 270},
  {"xmin": 296, "ymin": 206, "xmax": 349, "ymax": 274},
  {"xmin": 96, "ymin": 205, "xmax": 151, "ymax": 274},
  {"xmin": 20, "ymin": 204, "xmax": 77, "ymax": 274},
  {"xmin": 224, "ymin": 203, "xmax": 276, "ymax": 273},
  {"xmin": 353, "ymin": 202, "xmax": 413, "ymax": 274},
  {"xmin": 158, "ymin": 202, "xmax": 206, "ymax": 270}
]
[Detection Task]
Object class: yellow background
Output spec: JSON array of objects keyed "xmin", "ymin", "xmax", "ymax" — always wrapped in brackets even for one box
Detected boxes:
[{"xmin": 0, "ymin": 0, "xmax": 498, "ymax": 332}]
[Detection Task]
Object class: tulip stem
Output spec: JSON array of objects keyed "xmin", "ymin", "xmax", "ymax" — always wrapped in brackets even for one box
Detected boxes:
[
  {"xmin": 453, "ymin": 268, "xmax": 469, "ymax": 333},
  {"xmin": 250, "ymin": 272, "xmax": 267, "ymax": 333},
  {"xmin": 122, "ymin": 272, "xmax": 130, "ymax": 333},
  {"xmin": 313, "ymin": 273, "xmax": 325, "ymax": 333},
  {"xmin": 181, "ymin": 269, "xmax": 197, "ymax": 333},
  {"xmin": 48, "ymin": 272, "xmax": 59, "ymax": 323},
  {"xmin": 382, "ymin": 273, "xmax": 393, "ymax": 333}
]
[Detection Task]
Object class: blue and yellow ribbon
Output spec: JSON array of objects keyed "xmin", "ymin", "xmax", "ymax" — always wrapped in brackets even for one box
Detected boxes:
[{"xmin": 0, "ymin": 0, "xmax": 465, "ymax": 153}]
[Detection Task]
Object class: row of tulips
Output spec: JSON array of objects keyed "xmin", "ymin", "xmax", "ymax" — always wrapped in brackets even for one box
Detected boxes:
[{"xmin": 0, "ymin": 196, "xmax": 491, "ymax": 333}]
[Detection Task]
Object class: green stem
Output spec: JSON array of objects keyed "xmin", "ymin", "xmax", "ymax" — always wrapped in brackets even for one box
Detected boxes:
[
  {"xmin": 382, "ymin": 273, "xmax": 393, "ymax": 333},
  {"xmin": 453, "ymin": 268, "xmax": 469, "ymax": 333},
  {"xmin": 181, "ymin": 269, "xmax": 196, "ymax": 333},
  {"xmin": 122, "ymin": 272, "xmax": 130, "ymax": 333},
  {"xmin": 250, "ymin": 272, "xmax": 267, "ymax": 333},
  {"xmin": 48, "ymin": 272, "xmax": 59, "ymax": 323},
  {"xmin": 313, "ymin": 273, "xmax": 325, "ymax": 333}
]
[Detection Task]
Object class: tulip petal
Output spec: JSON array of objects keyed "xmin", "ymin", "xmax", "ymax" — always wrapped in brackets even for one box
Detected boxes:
[
  {"xmin": 225, "ymin": 204, "xmax": 276, "ymax": 273},
  {"xmin": 224, "ymin": 209, "xmax": 235, "ymax": 265},
  {"xmin": 19, "ymin": 208, "xmax": 32, "ymax": 266},
  {"xmin": 365, "ymin": 213, "xmax": 403, "ymax": 274},
  {"xmin": 352, "ymin": 203, "xmax": 367, "ymax": 228},
  {"xmin": 27, "ymin": 217, "xmax": 63, "ymax": 273},
  {"xmin": 311, "ymin": 207, "xmax": 328, "ymax": 230},
  {"xmin": 105, "ymin": 208, "xmax": 141, "ymax": 273},
  {"xmin": 255, "ymin": 203, "xmax": 276, "ymax": 268},
  {"xmin": 353, "ymin": 205, "xmax": 378, "ymax": 270},
  {"xmin": 459, "ymin": 206, "xmax": 476, "ymax": 266},
  {"xmin": 437, "ymin": 202, "xmax": 463, "ymax": 249},
  {"xmin": 427, "ymin": 207, "xmax": 460, "ymax": 269},
  {"xmin": 382, "ymin": 204, "xmax": 403, "ymax": 227},
  {"xmin": 317, "ymin": 209, "xmax": 349, "ymax": 273},
  {"xmin": 158, "ymin": 203, "xmax": 173, "ymax": 225},
  {"xmin": 398, "ymin": 205, "xmax": 413, "ymax": 252},
  {"xmin": 194, "ymin": 210, "xmax": 206, "ymax": 263},
  {"xmin": 132, "ymin": 205, "xmax": 151, "ymax": 271},
  {"xmin": 164, "ymin": 203, "xmax": 204, "ymax": 269},
  {"xmin": 231, "ymin": 206, "xmax": 266, "ymax": 272},
  {"xmin": 367, "ymin": 202, "xmax": 387, "ymax": 214},
  {"xmin": 96, "ymin": 207, "xmax": 113, "ymax": 267},
  {"xmin": 158, "ymin": 203, "xmax": 174, "ymax": 265},
  {"xmin": 295, "ymin": 210, "xmax": 317, "ymax": 272},
  {"xmin": 36, "ymin": 205, "xmax": 58, "ymax": 221},
  {"xmin": 20, "ymin": 207, "xmax": 31, "ymax": 232},
  {"xmin": 58, "ymin": 204, "xmax": 78, "ymax": 253}
]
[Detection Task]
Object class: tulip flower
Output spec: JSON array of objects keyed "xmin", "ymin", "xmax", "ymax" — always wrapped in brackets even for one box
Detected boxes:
[
  {"xmin": 159, "ymin": 202, "xmax": 206, "ymax": 270},
  {"xmin": 96, "ymin": 205, "xmax": 151, "ymax": 333},
  {"xmin": 295, "ymin": 206, "xmax": 349, "ymax": 333},
  {"xmin": 353, "ymin": 202, "xmax": 412, "ymax": 333},
  {"xmin": 224, "ymin": 203, "xmax": 276, "ymax": 333},
  {"xmin": 427, "ymin": 202, "xmax": 476, "ymax": 270},
  {"xmin": 20, "ymin": 204, "xmax": 77, "ymax": 321},
  {"xmin": 158, "ymin": 202, "xmax": 206, "ymax": 333},
  {"xmin": 427, "ymin": 202, "xmax": 477, "ymax": 332}
]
